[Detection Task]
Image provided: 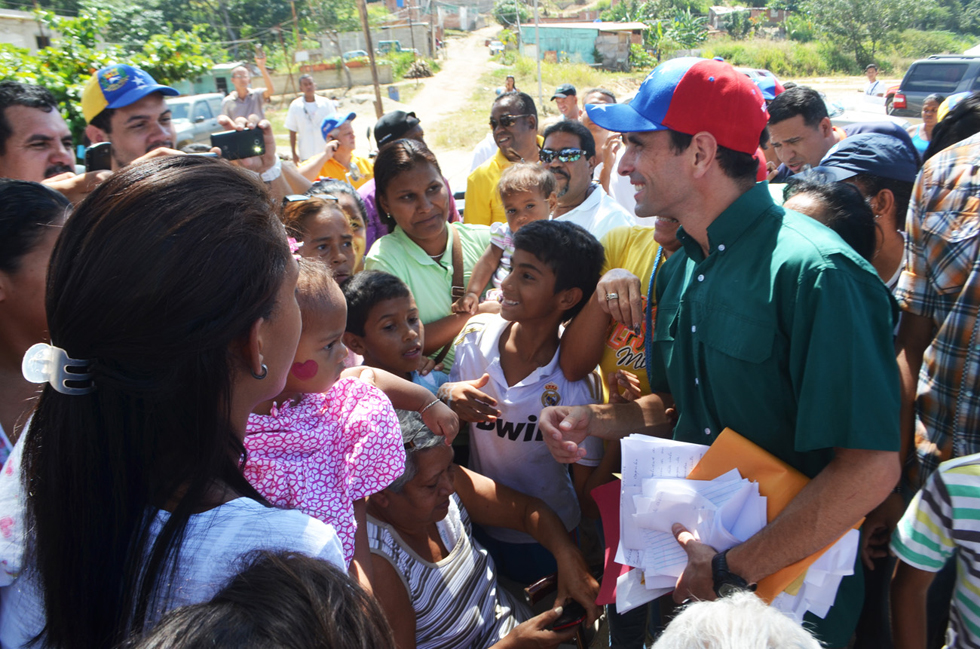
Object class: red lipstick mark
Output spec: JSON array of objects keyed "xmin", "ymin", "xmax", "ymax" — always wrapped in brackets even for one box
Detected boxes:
[{"xmin": 291, "ymin": 360, "xmax": 319, "ymax": 381}]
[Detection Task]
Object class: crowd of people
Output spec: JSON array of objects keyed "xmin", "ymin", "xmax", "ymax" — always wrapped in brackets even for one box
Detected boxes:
[{"xmin": 0, "ymin": 50, "xmax": 977, "ymax": 649}]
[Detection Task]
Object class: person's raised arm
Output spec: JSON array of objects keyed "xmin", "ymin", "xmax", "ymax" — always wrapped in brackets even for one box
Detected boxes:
[
  {"xmin": 559, "ymin": 291, "xmax": 612, "ymax": 382},
  {"xmin": 256, "ymin": 52, "xmax": 274, "ymax": 101},
  {"xmin": 341, "ymin": 366, "xmax": 459, "ymax": 442},
  {"xmin": 453, "ymin": 244, "xmax": 502, "ymax": 315},
  {"xmin": 298, "ymin": 139, "xmax": 340, "ymax": 181},
  {"xmin": 454, "ymin": 464, "xmax": 600, "ymax": 625}
]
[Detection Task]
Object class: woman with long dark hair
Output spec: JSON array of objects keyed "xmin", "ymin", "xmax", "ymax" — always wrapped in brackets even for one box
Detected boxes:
[
  {"xmin": 0, "ymin": 156, "xmax": 343, "ymax": 649},
  {"xmin": 0, "ymin": 180, "xmax": 69, "ymax": 465}
]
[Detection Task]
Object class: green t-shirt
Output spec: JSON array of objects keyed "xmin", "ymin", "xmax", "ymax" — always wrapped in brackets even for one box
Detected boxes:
[
  {"xmin": 365, "ymin": 223, "xmax": 490, "ymax": 368},
  {"xmin": 648, "ymin": 182, "xmax": 900, "ymax": 645}
]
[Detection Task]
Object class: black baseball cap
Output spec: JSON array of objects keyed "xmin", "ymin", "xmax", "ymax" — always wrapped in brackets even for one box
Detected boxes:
[
  {"xmin": 551, "ymin": 83, "xmax": 576, "ymax": 100},
  {"xmin": 374, "ymin": 110, "xmax": 422, "ymax": 146}
]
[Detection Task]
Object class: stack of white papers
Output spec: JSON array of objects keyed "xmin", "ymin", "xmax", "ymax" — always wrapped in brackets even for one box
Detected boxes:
[{"xmin": 614, "ymin": 434, "xmax": 857, "ymax": 622}]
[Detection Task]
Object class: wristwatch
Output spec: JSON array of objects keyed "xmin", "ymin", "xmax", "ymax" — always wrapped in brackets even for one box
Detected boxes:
[{"xmin": 711, "ymin": 549, "xmax": 756, "ymax": 598}]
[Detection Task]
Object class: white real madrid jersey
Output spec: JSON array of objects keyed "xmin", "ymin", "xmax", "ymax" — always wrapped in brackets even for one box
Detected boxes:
[{"xmin": 449, "ymin": 314, "xmax": 603, "ymax": 543}]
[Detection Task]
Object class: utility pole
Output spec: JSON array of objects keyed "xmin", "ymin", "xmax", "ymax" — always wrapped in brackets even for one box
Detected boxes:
[
  {"xmin": 408, "ymin": 0, "xmax": 417, "ymax": 60},
  {"xmin": 534, "ymin": 0, "xmax": 542, "ymax": 109},
  {"xmin": 290, "ymin": 0, "xmax": 300, "ymax": 48},
  {"xmin": 356, "ymin": 0, "xmax": 385, "ymax": 118},
  {"xmin": 429, "ymin": 0, "xmax": 435, "ymax": 58}
]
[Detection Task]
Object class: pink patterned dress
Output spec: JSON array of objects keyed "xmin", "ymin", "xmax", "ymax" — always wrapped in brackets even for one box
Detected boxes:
[{"xmin": 244, "ymin": 378, "xmax": 405, "ymax": 565}]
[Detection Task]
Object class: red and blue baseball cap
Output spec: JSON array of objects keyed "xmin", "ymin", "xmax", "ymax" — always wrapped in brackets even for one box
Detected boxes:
[
  {"xmin": 321, "ymin": 111, "xmax": 356, "ymax": 139},
  {"xmin": 82, "ymin": 64, "xmax": 179, "ymax": 123},
  {"xmin": 753, "ymin": 75, "xmax": 785, "ymax": 102},
  {"xmin": 585, "ymin": 57, "xmax": 769, "ymax": 155}
]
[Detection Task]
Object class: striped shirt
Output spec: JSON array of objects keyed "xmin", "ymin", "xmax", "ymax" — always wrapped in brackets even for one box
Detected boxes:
[
  {"xmin": 892, "ymin": 453, "xmax": 980, "ymax": 647},
  {"xmin": 896, "ymin": 131, "xmax": 980, "ymax": 480},
  {"xmin": 366, "ymin": 494, "xmax": 530, "ymax": 649}
]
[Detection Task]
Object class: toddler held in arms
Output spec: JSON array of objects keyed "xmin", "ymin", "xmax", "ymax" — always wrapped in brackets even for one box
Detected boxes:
[
  {"xmin": 452, "ymin": 164, "xmax": 557, "ymax": 315},
  {"xmin": 245, "ymin": 260, "xmax": 457, "ymax": 593}
]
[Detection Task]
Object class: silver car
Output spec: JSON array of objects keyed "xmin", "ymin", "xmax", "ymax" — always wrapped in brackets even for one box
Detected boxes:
[{"xmin": 167, "ymin": 93, "xmax": 224, "ymax": 149}]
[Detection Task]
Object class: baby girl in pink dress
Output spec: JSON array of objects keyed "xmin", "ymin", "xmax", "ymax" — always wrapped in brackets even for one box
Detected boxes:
[{"xmin": 244, "ymin": 259, "xmax": 406, "ymax": 587}]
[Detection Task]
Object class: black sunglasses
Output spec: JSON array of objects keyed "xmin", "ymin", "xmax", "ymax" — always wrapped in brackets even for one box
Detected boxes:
[
  {"xmin": 489, "ymin": 113, "xmax": 532, "ymax": 129},
  {"xmin": 539, "ymin": 148, "xmax": 586, "ymax": 164}
]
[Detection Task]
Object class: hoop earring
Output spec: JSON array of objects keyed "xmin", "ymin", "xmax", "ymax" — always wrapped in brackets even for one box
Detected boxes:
[{"xmin": 251, "ymin": 363, "xmax": 268, "ymax": 380}]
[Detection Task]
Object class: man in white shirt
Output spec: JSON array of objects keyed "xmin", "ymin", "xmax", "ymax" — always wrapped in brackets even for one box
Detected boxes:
[
  {"xmin": 581, "ymin": 87, "xmax": 637, "ymax": 216},
  {"xmin": 865, "ymin": 64, "xmax": 884, "ymax": 97},
  {"xmin": 542, "ymin": 120, "xmax": 634, "ymax": 240},
  {"xmin": 284, "ymin": 75, "xmax": 338, "ymax": 164}
]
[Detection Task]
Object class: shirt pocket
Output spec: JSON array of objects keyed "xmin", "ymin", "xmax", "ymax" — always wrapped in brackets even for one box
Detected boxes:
[
  {"xmin": 698, "ymin": 307, "xmax": 775, "ymax": 364},
  {"xmin": 921, "ymin": 199, "xmax": 980, "ymax": 296}
]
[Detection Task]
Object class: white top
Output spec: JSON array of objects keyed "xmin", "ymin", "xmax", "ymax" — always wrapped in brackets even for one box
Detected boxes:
[
  {"xmin": 284, "ymin": 95, "xmax": 338, "ymax": 162},
  {"xmin": 449, "ymin": 314, "xmax": 603, "ymax": 543},
  {"xmin": 469, "ymin": 131, "xmax": 498, "ymax": 173},
  {"xmin": 594, "ymin": 146, "xmax": 637, "ymax": 217},
  {"xmin": 0, "ymin": 442, "xmax": 344, "ymax": 648},
  {"xmin": 367, "ymin": 494, "xmax": 528, "ymax": 649},
  {"xmin": 552, "ymin": 183, "xmax": 635, "ymax": 241},
  {"xmin": 865, "ymin": 79, "xmax": 884, "ymax": 97}
]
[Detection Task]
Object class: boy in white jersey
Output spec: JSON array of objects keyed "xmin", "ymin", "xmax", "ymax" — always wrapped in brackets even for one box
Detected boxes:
[{"xmin": 441, "ymin": 219, "xmax": 605, "ymax": 584}]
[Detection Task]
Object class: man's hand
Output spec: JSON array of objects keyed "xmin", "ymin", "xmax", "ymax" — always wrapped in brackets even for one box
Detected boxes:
[
  {"xmin": 323, "ymin": 138, "xmax": 340, "ymax": 159},
  {"xmin": 417, "ymin": 357, "xmax": 443, "ymax": 377},
  {"xmin": 672, "ymin": 523, "xmax": 718, "ymax": 603},
  {"xmin": 438, "ymin": 374, "xmax": 500, "ymax": 422},
  {"xmin": 254, "ymin": 50, "xmax": 267, "ymax": 68},
  {"xmin": 861, "ymin": 492, "xmax": 906, "ymax": 569},
  {"xmin": 42, "ymin": 170, "xmax": 111, "ymax": 205},
  {"xmin": 498, "ymin": 607, "xmax": 578, "ymax": 648},
  {"xmin": 131, "ymin": 147, "xmax": 185, "ymax": 166},
  {"xmin": 605, "ymin": 370, "xmax": 641, "ymax": 404},
  {"xmin": 595, "ymin": 268, "xmax": 643, "ymax": 331},
  {"xmin": 216, "ymin": 113, "xmax": 278, "ymax": 174},
  {"xmin": 452, "ymin": 293, "xmax": 480, "ymax": 315},
  {"xmin": 553, "ymin": 547, "xmax": 601, "ymax": 626},
  {"xmin": 540, "ymin": 406, "xmax": 593, "ymax": 463}
]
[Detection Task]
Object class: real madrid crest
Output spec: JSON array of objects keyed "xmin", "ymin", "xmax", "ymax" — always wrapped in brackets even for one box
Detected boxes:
[{"xmin": 541, "ymin": 382, "xmax": 561, "ymax": 407}]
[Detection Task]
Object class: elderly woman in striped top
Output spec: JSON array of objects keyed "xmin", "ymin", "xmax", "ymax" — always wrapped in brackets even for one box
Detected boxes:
[{"xmin": 366, "ymin": 410, "xmax": 599, "ymax": 649}]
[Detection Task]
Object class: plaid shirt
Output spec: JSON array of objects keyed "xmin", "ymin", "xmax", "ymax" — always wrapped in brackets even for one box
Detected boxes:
[{"xmin": 896, "ymin": 131, "xmax": 980, "ymax": 481}]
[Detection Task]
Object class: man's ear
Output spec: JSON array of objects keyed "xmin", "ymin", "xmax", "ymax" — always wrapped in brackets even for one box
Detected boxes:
[
  {"xmin": 586, "ymin": 154, "xmax": 597, "ymax": 175},
  {"xmin": 689, "ymin": 132, "xmax": 718, "ymax": 179},
  {"xmin": 528, "ymin": 115, "xmax": 538, "ymax": 133},
  {"xmin": 85, "ymin": 124, "xmax": 108, "ymax": 145},
  {"xmin": 557, "ymin": 286, "xmax": 583, "ymax": 314},
  {"xmin": 818, "ymin": 116, "xmax": 834, "ymax": 139},
  {"xmin": 343, "ymin": 331, "xmax": 367, "ymax": 356}
]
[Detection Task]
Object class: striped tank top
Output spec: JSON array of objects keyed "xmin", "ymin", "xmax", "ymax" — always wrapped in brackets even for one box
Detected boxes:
[{"xmin": 367, "ymin": 494, "xmax": 530, "ymax": 649}]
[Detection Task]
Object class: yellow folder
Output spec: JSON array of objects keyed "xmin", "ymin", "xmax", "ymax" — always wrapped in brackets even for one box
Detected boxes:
[{"xmin": 686, "ymin": 428, "xmax": 862, "ymax": 602}]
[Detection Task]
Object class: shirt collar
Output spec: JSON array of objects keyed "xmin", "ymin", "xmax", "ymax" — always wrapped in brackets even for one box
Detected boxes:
[
  {"xmin": 390, "ymin": 225, "xmax": 451, "ymax": 267},
  {"xmin": 677, "ymin": 182, "xmax": 777, "ymax": 262}
]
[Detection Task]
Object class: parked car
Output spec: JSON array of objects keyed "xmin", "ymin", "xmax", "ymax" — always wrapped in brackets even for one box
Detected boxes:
[
  {"xmin": 376, "ymin": 40, "xmax": 419, "ymax": 56},
  {"xmin": 343, "ymin": 50, "xmax": 369, "ymax": 61},
  {"xmin": 888, "ymin": 55, "xmax": 980, "ymax": 117},
  {"xmin": 167, "ymin": 93, "xmax": 224, "ymax": 149},
  {"xmin": 489, "ymin": 40, "xmax": 505, "ymax": 55}
]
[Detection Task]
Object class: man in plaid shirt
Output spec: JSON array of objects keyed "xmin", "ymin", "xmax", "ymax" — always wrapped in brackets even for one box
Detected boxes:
[{"xmin": 896, "ymin": 132, "xmax": 980, "ymax": 484}]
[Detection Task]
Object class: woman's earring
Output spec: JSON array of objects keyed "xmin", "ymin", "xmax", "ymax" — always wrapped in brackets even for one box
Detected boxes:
[{"xmin": 251, "ymin": 363, "xmax": 268, "ymax": 380}]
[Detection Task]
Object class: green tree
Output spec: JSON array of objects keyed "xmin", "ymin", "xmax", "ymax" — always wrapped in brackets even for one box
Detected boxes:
[
  {"xmin": 667, "ymin": 8, "xmax": 707, "ymax": 47},
  {"xmin": 493, "ymin": 0, "xmax": 531, "ymax": 27},
  {"xmin": 0, "ymin": 9, "xmax": 213, "ymax": 146},
  {"xmin": 723, "ymin": 9, "xmax": 753, "ymax": 38},
  {"xmin": 802, "ymin": 0, "xmax": 936, "ymax": 65}
]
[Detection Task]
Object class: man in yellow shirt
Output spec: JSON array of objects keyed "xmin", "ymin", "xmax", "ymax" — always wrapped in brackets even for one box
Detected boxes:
[
  {"xmin": 298, "ymin": 111, "xmax": 373, "ymax": 189},
  {"xmin": 465, "ymin": 92, "xmax": 541, "ymax": 226}
]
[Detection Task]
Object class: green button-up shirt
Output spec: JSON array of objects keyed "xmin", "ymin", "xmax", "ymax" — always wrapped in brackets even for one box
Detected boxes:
[{"xmin": 647, "ymin": 182, "xmax": 900, "ymax": 643}]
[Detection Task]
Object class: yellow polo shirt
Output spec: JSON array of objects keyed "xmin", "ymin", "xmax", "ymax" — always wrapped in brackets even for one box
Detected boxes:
[
  {"xmin": 464, "ymin": 136, "xmax": 543, "ymax": 227},
  {"xmin": 318, "ymin": 153, "xmax": 374, "ymax": 190}
]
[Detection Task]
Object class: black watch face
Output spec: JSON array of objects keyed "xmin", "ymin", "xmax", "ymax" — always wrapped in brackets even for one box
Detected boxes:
[{"xmin": 718, "ymin": 582, "xmax": 741, "ymax": 598}]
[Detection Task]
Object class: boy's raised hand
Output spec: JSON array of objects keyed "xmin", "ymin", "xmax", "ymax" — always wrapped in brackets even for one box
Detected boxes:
[{"xmin": 437, "ymin": 374, "xmax": 500, "ymax": 422}]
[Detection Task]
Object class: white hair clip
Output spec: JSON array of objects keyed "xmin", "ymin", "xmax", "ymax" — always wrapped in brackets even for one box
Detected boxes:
[{"xmin": 22, "ymin": 342, "xmax": 95, "ymax": 396}]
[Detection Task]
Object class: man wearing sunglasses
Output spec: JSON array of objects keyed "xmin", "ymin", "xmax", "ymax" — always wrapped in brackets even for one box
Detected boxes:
[
  {"xmin": 543, "ymin": 120, "xmax": 633, "ymax": 241},
  {"xmin": 464, "ymin": 91, "xmax": 543, "ymax": 227}
]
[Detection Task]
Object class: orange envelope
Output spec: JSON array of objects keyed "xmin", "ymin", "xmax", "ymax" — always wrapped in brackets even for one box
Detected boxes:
[{"xmin": 686, "ymin": 428, "xmax": 862, "ymax": 603}]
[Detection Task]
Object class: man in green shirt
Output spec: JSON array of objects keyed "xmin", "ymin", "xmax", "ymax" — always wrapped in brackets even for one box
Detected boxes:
[{"xmin": 540, "ymin": 57, "xmax": 900, "ymax": 646}]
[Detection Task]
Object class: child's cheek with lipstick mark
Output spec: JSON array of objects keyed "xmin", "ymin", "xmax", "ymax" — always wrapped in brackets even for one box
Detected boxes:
[{"xmin": 291, "ymin": 360, "xmax": 319, "ymax": 381}]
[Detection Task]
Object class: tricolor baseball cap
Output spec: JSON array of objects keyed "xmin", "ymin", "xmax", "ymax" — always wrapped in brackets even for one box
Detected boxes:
[
  {"xmin": 321, "ymin": 111, "xmax": 356, "ymax": 139},
  {"xmin": 82, "ymin": 64, "xmax": 179, "ymax": 123},
  {"xmin": 585, "ymin": 57, "xmax": 769, "ymax": 155},
  {"xmin": 753, "ymin": 75, "xmax": 785, "ymax": 102}
]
